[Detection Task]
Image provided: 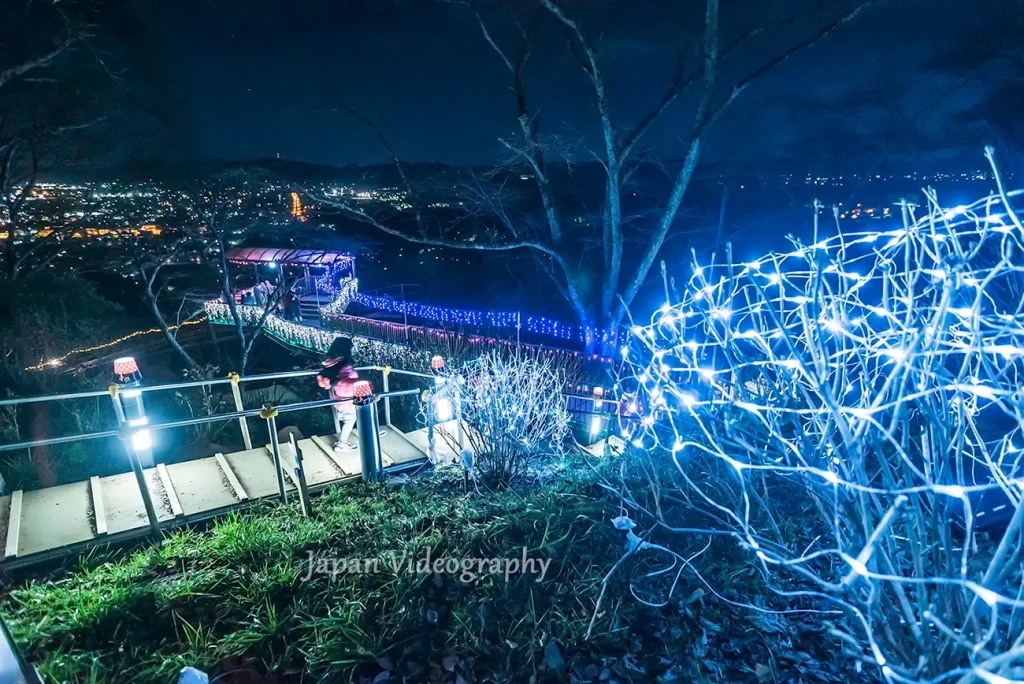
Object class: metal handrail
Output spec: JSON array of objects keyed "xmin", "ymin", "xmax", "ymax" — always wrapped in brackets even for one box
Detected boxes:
[
  {"xmin": 0, "ymin": 429, "xmax": 122, "ymax": 454},
  {"xmin": 0, "ymin": 389, "xmax": 423, "ymax": 454},
  {"xmin": 0, "ymin": 366, "xmax": 433, "ymax": 409},
  {"xmin": 0, "ymin": 362, "xmax": 604, "ymax": 457}
]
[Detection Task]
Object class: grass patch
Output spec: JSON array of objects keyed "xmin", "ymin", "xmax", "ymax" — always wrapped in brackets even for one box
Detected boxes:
[{"xmin": 0, "ymin": 456, "xmax": 847, "ymax": 683}]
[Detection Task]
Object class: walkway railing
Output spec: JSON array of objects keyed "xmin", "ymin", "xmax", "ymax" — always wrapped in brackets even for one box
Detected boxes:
[
  {"xmin": 0, "ymin": 364, "xmax": 443, "ymax": 554},
  {"xmin": 204, "ymin": 300, "xmax": 616, "ymax": 373},
  {"xmin": 0, "ymin": 357, "xmax": 624, "ymax": 571}
]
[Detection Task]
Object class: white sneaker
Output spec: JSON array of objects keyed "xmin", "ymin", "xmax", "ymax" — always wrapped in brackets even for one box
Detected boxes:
[{"xmin": 334, "ymin": 442, "xmax": 357, "ymax": 452}]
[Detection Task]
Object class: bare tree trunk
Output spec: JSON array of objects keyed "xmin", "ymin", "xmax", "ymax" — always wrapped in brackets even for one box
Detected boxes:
[
  {"xmin": 215, "ymin": 234, "xmax": 247, "ymax": 366},
  {"xmin": 29, "ymin": 408, "xmax": 55, "ymax": 487},
  {"xmin": 145, "ymin": 279, "xmax": 200, "ymax": 370},
  {"xmin": 714, "ymin": 183, "xmax": 729, "ymax": 264}
]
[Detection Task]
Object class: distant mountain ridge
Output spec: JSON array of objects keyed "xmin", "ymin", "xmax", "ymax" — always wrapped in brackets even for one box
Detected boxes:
[{"xmin": 72, "ymin": 158, "xmax": 455, "ymax": 183}]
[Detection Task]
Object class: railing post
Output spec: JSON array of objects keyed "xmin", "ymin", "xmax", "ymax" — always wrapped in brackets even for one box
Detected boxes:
[
  {"xmin": 109, "ymin": 385, "xmax": 126, "ymax": 426},
  {"xmin": 229, "ymin": 373, "xmax": 253, "ymax": 450},
  {"xmin": 354, "ymin": 384, "xmax": 382, "ymax": 482},
  {"xmin": 591, "ymin": 386, "xmax": 605, "ymax": 451},
  {"xmin": 381, "ymin": 366, "xmax": 392, "ymax": 427},
  {"xmin": 425, "ymin": 392, "xmax": 437, "ymax": 463},
  {"xmin": 327, "ymin": 387, "xmax": 341, "ymax": 435},
  {"xmin": 289, "ymin": 434, "xmax": 312, "ymax": 516},
  {"xmin": 263, "ymin": 405, "xmax": 288, "ymax": 503},
  {"xmin": 454, "ymin": 383, "xmax": 466, "ymax": 452},
  {"xmin": 113, "ymin": 358, "xmax": 154, "ymax": 469},
  {"xmin": 428, "ymin": 355, "xmax": 445, "ymax": 462},
  {"xmin": 118, "ymin": 429, "xmax": 161, "ymax": 540},
  {"xmin": 109, "ymin": 383, "xmax": 160, "ymax": 535}
]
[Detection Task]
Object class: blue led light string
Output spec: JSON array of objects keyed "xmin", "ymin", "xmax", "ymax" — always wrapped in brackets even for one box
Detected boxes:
[{"xmin": 349, "ymin": 292, "xmax": 618, "ymax": 345}]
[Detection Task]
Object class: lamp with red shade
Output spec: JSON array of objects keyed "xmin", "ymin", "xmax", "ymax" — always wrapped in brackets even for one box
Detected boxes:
[
  {"xmin": 353, "ymin": 380, "xmax": 372, "ymax": 404},
  {"xmin": 113, "ymin": 356, "xmax": 142, "ymax": 385}
]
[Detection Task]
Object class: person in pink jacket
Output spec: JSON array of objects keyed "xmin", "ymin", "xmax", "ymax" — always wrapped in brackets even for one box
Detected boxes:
[{"xmin": 317, "ymin": 338, "xmax": 359, "ymax": 451}]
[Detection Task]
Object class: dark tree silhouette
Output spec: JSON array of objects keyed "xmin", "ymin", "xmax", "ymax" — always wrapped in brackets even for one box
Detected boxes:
[{"xmin": 322, "ymin": 0, "xmax": 876, "ymax": 352}]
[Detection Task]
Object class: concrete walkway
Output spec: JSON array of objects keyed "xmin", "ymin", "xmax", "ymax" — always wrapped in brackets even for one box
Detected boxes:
[{"xmin": 0, "ymin": 426, "xmax": 431, "ymax": 568}]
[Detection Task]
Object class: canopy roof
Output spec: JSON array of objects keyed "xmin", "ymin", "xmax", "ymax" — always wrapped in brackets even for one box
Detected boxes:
[{"xmin": 226, "ymin": 248, "xmax": 354, "ymax": 267}]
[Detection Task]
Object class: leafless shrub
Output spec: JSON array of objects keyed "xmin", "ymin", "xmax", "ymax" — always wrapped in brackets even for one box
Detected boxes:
[{"xmin": 437, "ymin": 350, "xmax": 570, "ymax": 487}]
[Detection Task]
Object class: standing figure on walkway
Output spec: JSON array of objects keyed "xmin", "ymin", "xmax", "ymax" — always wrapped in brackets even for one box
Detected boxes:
[{"xmin": 317, "ymin": 337, "xmax": 359, "ymax": 452}]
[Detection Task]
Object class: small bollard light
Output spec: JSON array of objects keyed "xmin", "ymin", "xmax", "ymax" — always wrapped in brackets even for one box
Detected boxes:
[
  {"xmin": 113, "ymin": 357, "xmax": 153, "ymax": 467},
  {"xmin": 129, "ymin": 417, "xmax": 152, "ymax": 451},
  {"xmin": 111, "ymin": 356, "xmax": 160, "ymax": 538},
  {"xmin": 590, "ymin": 386, "xmax": 605, "ymax": 439},
  {"xmin": 435, "ymin": 396, "xmax": 453, "ymax": 422}
]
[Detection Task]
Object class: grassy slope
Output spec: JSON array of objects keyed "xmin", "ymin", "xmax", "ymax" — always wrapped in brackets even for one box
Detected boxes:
[{"xmin": 0, "ymin": 458, "xmax": 846, "ymax": 683}]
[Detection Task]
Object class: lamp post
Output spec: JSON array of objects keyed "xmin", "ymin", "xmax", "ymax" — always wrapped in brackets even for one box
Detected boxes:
[
  {"xmin": 432, "ymin": 356, "xmax": 452, "ymax": 424},
  {"xmin": 590, "ymin": 386, "xmax": 606, "ymax": 453},
  {"xmin": 426, "ymin": 356, "xmax": 445, "ymax": 462},
  {"xmin": 111, "ymin": 357, "xmax": 160, "ymax": 539},
  {"xmin": 263, "ymin": 404, "xmax": 288, "ymax": 504},
  {"xmin": 113, "ymin": 357, "xmax": 153, "ymax": 468},
  {"xmin": 429, "ymin": 355, "xmax": 464, "ymax": 452},
  {"xmin": 354, "ymin": 380, "xmax": 382, "ymax": 482}
]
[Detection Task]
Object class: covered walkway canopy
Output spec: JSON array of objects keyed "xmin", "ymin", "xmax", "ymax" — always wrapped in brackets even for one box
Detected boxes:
[{"xmin": 226, "ymin": 247, "xmax": 355, "ymax": 268}]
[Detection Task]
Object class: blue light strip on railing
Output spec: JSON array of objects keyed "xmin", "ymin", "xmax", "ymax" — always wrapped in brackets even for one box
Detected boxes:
[{"xmin": 349, "ymin": 292, "xmax": 618, "ymax": 344}]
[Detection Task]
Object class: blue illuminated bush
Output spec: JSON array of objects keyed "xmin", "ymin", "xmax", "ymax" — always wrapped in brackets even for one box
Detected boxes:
[{"xmin": 613, "ymin": 152, "xmax": 1024, "ymax": 682}]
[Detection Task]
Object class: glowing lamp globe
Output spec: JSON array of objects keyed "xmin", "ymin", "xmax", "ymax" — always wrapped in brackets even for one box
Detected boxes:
[
  {"xmin": 431, "ymin": 355, "xmax": 445, "ymax": 371},
  {"xmin": 352, "ymin": 380, "xmax": 372, "ymax": 399}
]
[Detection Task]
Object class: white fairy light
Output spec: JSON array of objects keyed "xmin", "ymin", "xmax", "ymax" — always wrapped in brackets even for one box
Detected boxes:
[
  {"xmin": 944, "ymin": 205, "xmax": 968, "ymax": 220},
  {"xmin": 847, "ymin": 556, "xmax": 869, "ymax": 577},
  {"xmin": 882, "ymin": 348, "xmax": 907, "ymax": 362},
  {"xmin": 620, "ymin": 187, "xmax": 1024, "ymax": 683},
  {"xmin": 968, "ymin": 583, "xmax": 1002, "ymax": 608},
  {"xmin": 934, "ymin": 484, "xmax": 966, "ymax": 498}
]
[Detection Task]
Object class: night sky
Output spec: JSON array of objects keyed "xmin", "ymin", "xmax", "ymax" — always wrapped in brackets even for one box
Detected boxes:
[{"xmin": 109, "ymin": 0, "xmax": 1022, "ymax": 169}]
